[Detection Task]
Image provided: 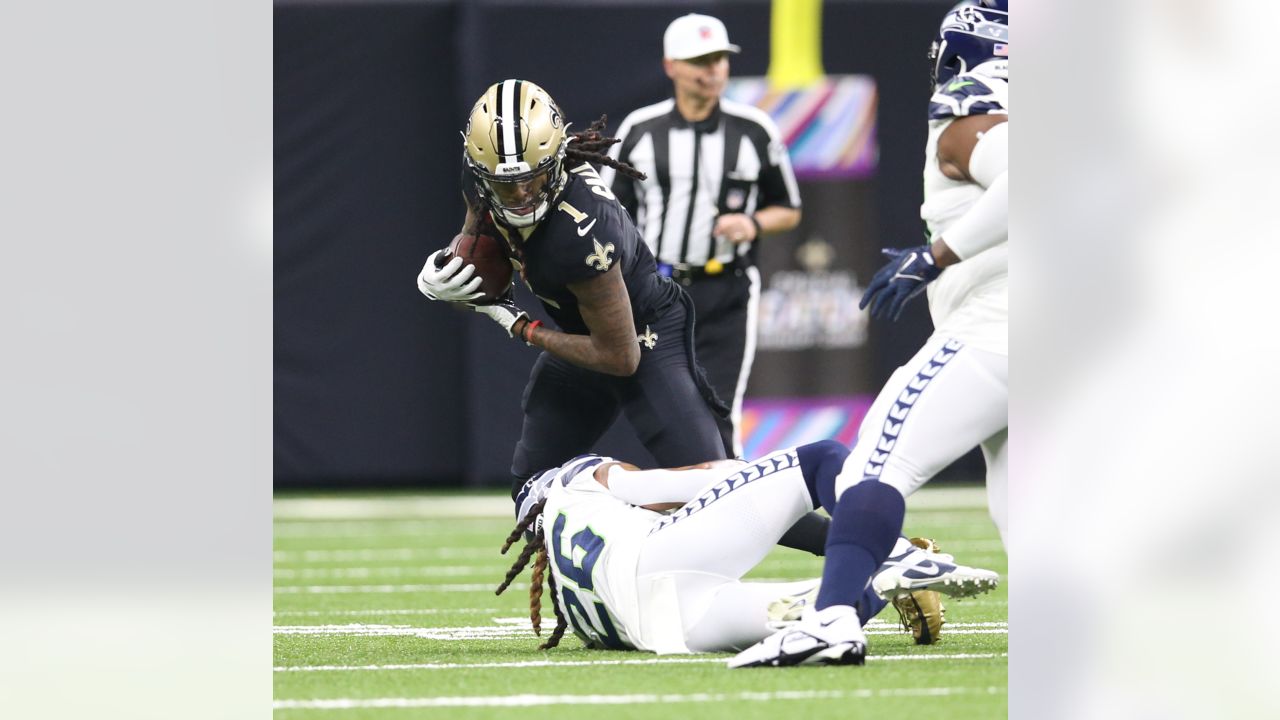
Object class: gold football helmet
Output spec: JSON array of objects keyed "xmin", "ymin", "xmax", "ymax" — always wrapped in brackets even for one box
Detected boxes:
[{"xmin": 462, "ymin": 79, "xmax": 569, "ymax": 228}]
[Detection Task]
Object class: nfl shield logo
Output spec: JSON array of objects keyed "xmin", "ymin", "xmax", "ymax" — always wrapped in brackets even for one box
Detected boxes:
[
  {"xmin": 726, "ymin": 188, "xmax": 746, "ymax": 210},
  {"xmin": 994, "ymin": 43, "xmax": 1008, "ymax": 56}
]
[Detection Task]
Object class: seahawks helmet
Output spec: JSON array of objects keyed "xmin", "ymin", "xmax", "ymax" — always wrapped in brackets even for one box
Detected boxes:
[
  {"xmin": 463, "ymin": 79, "xmax": 569, "ymax": 228},
  {"xmin": 514, "ymin": 468, "xmax": 554, "ymax": 523},
  {"xmin": 928, "ymin": 0, "xmax": 1008, "ymax": 87}
]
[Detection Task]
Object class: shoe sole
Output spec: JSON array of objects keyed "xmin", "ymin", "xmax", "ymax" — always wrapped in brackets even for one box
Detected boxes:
[
  {"xmin": 806, "ymin": 641, "xmax": 867, "ymax": 666},
  {"xmin": 881, "ymin": 575, "xmax": 998, "ymax": 600},
  {"xmin": 729, "ymin": 641, "xmax": 867, "ymax": 668}
]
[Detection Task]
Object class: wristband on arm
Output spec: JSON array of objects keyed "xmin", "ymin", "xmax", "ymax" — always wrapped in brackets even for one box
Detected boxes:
[{"xmin": 522, "ymin": 319, "xmax": 542, "ymax": 346}]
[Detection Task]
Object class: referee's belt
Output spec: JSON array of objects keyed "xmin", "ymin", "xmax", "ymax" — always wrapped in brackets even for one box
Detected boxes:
[{"xmin": 658, "ymin": 258, "xmax": 746, "ymax": 285}]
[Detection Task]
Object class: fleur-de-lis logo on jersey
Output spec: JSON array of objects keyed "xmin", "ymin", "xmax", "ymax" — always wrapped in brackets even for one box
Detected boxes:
[
  {"xmin": 585, "ymin": 239, "xmax": 615, "ymax": 272},
  {"xmin": 637, "ymin": 326, "xmax": 658, "ymax": 350}
]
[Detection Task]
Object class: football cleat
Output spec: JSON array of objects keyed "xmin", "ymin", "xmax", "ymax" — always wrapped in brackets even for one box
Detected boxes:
[
  {"xmin": 892, "ymin": 589, "xmax": 946, "ymax": 645},
  {"xmin": 728, "ymin": 606, "xmax": 866, "ymax": 668},
  {"xmin": 771, "ymin": 578, "xmax": 945, "ymax": 644},
  {"xmin": 872, "ymin": 536, "xmax": 999, "ymax": 600},
  {"xmin": 765, "ymin": 581, "xmax": 820, "ymax": 630},
  {"xmin": 887, "ymin": 538, "xmax": 946, "ymax": 644}
]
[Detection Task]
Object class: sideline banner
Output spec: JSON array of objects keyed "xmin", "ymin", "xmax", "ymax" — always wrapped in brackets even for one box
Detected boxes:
[{"xmin": 725, "ymin": 76, "xmax": 883, "ymax": 455}]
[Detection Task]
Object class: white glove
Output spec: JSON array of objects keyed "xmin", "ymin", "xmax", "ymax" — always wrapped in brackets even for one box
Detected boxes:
[
  {"xmin": 418, "ymin": 250, "xmax": 484, "ymax": 303},
  {"xmin": 472, "ymin": 298, "xmax": 529, "ymax": 338}
]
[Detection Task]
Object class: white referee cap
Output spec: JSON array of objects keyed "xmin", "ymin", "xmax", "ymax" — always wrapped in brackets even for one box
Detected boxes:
[{"xmin": 663, "ymin": 14, "xmax": 741, "ymax": 60}]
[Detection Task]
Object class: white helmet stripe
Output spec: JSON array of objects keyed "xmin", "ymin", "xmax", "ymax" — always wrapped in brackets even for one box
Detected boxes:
[{"xmin": 500, "ymin": 78, "xmax": 520, "ymax": 164}]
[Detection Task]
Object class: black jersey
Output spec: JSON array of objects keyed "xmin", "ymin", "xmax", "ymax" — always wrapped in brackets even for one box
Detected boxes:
[{"xmin": 470, "ymin": 162, "xmax": 681, "ymax": 335}]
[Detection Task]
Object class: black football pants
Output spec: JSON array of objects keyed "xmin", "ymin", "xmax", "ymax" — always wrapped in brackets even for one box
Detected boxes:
[{"xmin": 510, "ymin": 292, "xmax": 732, "ymax": 493}]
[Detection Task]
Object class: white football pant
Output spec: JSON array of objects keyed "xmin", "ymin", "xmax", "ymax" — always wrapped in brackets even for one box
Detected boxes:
[
  {"xmin": 834, "ymin": 334, "xmax": 1009, "ymax": 547},
  {"xmin": 634, "ymin": 448, "xmax": 818, "ymax": 653}
]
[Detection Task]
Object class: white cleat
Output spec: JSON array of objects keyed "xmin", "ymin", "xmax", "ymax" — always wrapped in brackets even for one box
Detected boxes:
[
  {"xmin": 728, "ymin": 605, "xmax": 866, "ymax": 668},
  {"xmin": 871, "ymin": 536, "xmax": 999, "ymax": 600}
]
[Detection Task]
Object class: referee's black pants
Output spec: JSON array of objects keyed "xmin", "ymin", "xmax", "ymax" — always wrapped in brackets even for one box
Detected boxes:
[{"xmin": 681, "ymin": 266, "xmax": 758, "ymax": 455}]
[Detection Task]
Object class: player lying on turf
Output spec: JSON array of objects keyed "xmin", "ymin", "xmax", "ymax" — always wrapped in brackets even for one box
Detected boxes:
[{"xmin": 494, "ymin": 440, "xmax": 998, "ymax": 662}]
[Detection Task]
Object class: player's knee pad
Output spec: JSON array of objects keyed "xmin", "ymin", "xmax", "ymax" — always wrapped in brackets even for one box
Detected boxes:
[
  {"xmin": 796, "ymin": 439, "xmax": 850, "ymax": 513},
  {"xmin": 826, "ymin": 481, "xmax": 906, "ymax": 561}
]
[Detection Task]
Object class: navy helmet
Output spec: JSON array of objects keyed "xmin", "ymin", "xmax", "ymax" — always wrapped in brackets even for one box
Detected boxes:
[
  {"xmin": 514, "ymin": 469, "xmax": 554, "ymax": 522},
  {"xmin": 928, "ymin": 0, "xmax": 1009, "ymax": 87}
]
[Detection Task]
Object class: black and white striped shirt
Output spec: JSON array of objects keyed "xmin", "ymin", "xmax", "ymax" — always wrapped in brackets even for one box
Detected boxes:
[{"xmin": 602, "ymin": 98, "xmax": 801, "ymax": 269}]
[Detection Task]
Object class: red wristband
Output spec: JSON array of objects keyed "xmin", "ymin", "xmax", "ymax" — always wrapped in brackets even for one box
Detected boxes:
[{"xmin": 523, "ymin": 319, "xmax": 542, "ymax": 345}]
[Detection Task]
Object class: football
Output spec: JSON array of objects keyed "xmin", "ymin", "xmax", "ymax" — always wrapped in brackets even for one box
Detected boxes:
[{"xmin": 438, "ymin": 232, "xmax": 513, "ymax": 303}]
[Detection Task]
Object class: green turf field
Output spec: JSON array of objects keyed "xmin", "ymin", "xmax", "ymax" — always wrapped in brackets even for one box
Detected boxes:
[{"xmin": 274, "ymin": 486, "xmax": 1007, "ymax": 718}]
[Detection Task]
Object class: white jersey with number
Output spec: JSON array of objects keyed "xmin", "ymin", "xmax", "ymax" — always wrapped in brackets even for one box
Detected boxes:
[
  {"xmin": 538, "ymin": 455, "xmax": 659, "ymax": 651},
  {"xmin": 528, "ymin": 448, "xmax": 830, "ymax": 654},
  {"xmin": 920, "ymin": 71, "xmax": 1008, "ymax": 356}
]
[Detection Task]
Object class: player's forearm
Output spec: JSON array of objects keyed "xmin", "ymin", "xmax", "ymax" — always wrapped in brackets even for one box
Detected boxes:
[
  {"xmin": 605, "ymin": 465, "xmax": 724, "ymax": 505},
  {"xmin": 514, "ymin": 319, "xmax": 640, "ymax": 376},
  {"xmin": 935, "ymin": 170, "xmax": 1007, "ymax": 261}
]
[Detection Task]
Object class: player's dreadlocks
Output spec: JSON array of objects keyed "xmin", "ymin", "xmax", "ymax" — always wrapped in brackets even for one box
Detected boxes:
[
  {"xmin": 495, "ymin": 498, "xmax": 569, "ymax": 651},
  {"xmin": 565, "ymin": 115, "xmax": 647, "ymax": 182}
]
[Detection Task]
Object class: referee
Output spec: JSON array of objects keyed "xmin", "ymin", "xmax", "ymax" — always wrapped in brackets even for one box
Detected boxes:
[{"xmin": 603, "ymin": 13, "xmax": 801, "ymax": 457}]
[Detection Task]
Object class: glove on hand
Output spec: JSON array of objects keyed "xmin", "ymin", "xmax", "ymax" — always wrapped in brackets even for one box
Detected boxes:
[
  {"xmin": 859, "ymin": 245, "xmax": 943, "ymax": 322},
  {"xmin": 472, "ymin": 296, "xmax": 529, "ymax": 338},
  {"xmin": 418, "ymin": 250, "xmax": 484, "ymax": 303}
]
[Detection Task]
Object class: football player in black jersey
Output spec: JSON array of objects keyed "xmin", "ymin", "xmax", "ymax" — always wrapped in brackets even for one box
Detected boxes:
[{"xmin": 418, "ymin": 80, "xmax": 830, "ymax": 556}]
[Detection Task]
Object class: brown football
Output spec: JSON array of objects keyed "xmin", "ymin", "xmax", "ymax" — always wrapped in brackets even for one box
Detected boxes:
[{"xmin": 438, "ymin": 232, "xmax": 513, "ymax": 303}]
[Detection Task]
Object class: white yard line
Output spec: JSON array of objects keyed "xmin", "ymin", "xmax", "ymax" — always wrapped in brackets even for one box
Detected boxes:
[
  {"xmin": 285, "ymin": 629, "xmax": 1009, "ymax": 639},
  {"xmin": 275, "ymin": 653, "xmax": 1007, "ymax": 672},
  {"xmin": 274, "ymin": 619, "xmax": 1005, "ymax": 629},
  {"xmin": 274, "ymin": 496, "xmax": 513, "ymax": 519},
  {"xmin": 274, "ymin": 686, "xmax": 1007, "ymax": 709},
  {"xmin": 274, "ymin": 624, "xmax": 531, "ymax": 640},
  {"xmin": 273, "ymin": 608, "xmax": 498, "ymax": 618},
  {"xmin": 273, "ymin": 566, "xmax": 495, "ymax": 579},
  {"xmin": 273, "ymin": 548, "xmax": 493, "ymax": 562},
  {"xmin": 277, "ymin": 658, "xmax": 723, "ymax": 672},
  {"xmin": 274, "ymin": 521, "xmax": 503, "ymax": 539},
  {"xmin": 274, "ymin": 583, "xmax": 523, "ymax": 594},
  {"xmin": 273, "ymin": 621, "xmax": 1007, "ymax": 641}
]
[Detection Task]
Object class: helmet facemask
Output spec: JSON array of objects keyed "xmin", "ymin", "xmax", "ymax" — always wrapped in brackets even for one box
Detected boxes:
[{"xmin": 467, "ymin": 146, "xmax": 567, "ymax": 228}]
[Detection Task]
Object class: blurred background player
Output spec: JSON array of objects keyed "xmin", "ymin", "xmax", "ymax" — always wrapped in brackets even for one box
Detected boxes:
[
  {"xmin": 497, "ymin": 439, "xmax": 996, "ymax": 655},
  {"xmin": 417, "ymin": 80, "xmax": 826, "ymax": 555},
  {"xmin": 602, "ymin": 14, "xmax": 802, "ymax": 457},
  {"xmin": 731, "ymin": 0, "xmax": 1009, "ymax": 667}
]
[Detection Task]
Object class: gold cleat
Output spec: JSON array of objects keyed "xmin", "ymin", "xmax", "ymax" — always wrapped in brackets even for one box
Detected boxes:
[{"xmin": 890, "ymin": 538, "xmax": 947, "ymax": 644}]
